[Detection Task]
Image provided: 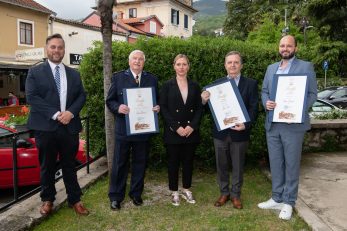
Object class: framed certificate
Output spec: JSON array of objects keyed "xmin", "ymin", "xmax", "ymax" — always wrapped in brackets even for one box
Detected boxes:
[
  {"xmin": 203, "ymin": 78, "xmax": 250, "ymax": 131},
  {"xmin": 269, "ymin": 74, "xmax": 308, "ymax": 123},
  {"xmin": 123, "ymin": 87, "xmax": 159, "ymax": 135}
]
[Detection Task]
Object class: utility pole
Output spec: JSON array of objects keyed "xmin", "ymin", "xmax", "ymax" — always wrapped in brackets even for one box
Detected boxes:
[{"xmin": 282, "ymin": 9, "xmax": 289, "ymax": 35}]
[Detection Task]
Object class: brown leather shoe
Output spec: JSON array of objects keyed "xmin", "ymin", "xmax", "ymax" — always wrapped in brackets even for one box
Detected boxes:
[
  {"xmin": 214, "ymin": 195, "xmax": 230, "ymax": 207},
  {"xmin": 72, "ymin": 201, "xmax": 89, "ymax": 215},
  {"xmin": 39, "ymin": 201, "xmax": 53, "ymax": 215},
  {"xmin": 231, "ymin": 197, "xmax": 243, "ymax": 209}
]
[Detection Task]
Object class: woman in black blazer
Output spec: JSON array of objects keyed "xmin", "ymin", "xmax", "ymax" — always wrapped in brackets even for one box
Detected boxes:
[{"xmin": 159, "ymin": 54, "xmax": 203, "ymax": 206}]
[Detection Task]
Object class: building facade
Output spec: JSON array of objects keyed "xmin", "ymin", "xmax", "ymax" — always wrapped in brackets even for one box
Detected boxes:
[
  {"xmin": 113, "ymin": 0, "xmax": 197, "ymax": 38},
  {"xmin": 50, "ymin": 17, "xmax": 127, "ymax": 65},
  {"xmin": 0, "ymin": 0, "xmax": 54, "ymax": 104}
]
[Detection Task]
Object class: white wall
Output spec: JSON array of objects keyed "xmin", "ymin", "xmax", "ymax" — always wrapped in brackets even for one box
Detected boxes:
[
  {"xmin": 49, "ymin": 21, "xmax": 127, "ymax": 66},
  {"xmin": 115, "ymin": 0, "xmax": 195, "ymax": 37}
]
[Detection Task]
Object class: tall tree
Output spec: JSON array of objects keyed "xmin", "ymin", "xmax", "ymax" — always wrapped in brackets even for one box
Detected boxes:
[
  {"xmin": 223, "ymin": 0, "xmax": 308, "ymax": 40},
  {"xmin": 98, "ymin": 0, "xmax": 115, "ymax": 172},
  {"xmin": 306, "ymin": 0, "xmax": 347, "ymax": 42},
  {"xmin": 223, "ymin": 0, "xmax": 254, "ymax": 40}
]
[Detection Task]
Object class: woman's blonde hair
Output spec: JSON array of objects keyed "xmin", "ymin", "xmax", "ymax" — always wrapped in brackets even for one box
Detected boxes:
[{"xmin": 173, "ymin": 54, "xmax": 190, "ymax": 66}]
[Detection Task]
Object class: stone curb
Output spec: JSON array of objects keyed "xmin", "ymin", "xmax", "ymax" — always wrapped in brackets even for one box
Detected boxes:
[
  {"xmin": 260, "ymin": 168, "xmax": 332, "ymax": 231},
  {"xmin": 0, "ymin": 156, "xmax": 108, "ymax": 231}
]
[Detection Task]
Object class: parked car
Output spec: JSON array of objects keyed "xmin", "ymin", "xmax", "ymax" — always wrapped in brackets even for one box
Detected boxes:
[
  {"xmin": 318, "ymin": 86, "xmax": 347, "ymax": 109},
  {"xmin": 0, "ymin": 124, "xmax": 88, "ymax": 189},
  {"xmin": 309, "ymin": 99, "xmax": 345, "ymax": 117}
]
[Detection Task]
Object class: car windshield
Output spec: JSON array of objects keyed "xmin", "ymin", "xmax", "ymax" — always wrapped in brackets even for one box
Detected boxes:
[
  {"xmin": 311, "ymin": 101, "xmax": 333, "ymax": 112},
  {"xmin": 318, "ymin": 89, "xmax": 335, "ymax": 98}
]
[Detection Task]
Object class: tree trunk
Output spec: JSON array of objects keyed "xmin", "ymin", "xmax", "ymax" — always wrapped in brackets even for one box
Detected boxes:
[{"xmin": 98, "ymin": 0, "xmax": 115, "ymax": 173}]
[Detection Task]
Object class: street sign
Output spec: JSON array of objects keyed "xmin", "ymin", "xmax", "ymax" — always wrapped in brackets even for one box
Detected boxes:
[{"xmin": 323, "ymin": 60, "xmax": 329, "ymax": 88}]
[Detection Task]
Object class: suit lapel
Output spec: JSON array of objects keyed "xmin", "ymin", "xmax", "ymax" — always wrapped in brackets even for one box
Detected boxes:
[
  {"xmin": 65, "ymin": 65, "xmax": 73, "ymax": 105},
  {"xmin": 238, "ymin": 76, "xmax": 244, "ymax": 90},
  {"xmin": 140, "ymin": 71, "xmax": 150, "ymax": 87},
  {"xmin": 125, "ymin": 69, "xmax": 138, "ymax": 86},
  {"xmin": 44, "ymin": 62, "xmax": 60, "ymax": 94},
  {"xmin": 185, "ymin": 79, "xmax": 193, "ymax": 106},
  {"xmin": 288, "ymin": 57, "xmax": 298, "ymax": 74}
]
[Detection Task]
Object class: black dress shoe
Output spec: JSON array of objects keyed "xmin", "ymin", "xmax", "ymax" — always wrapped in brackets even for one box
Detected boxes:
[
  {"xmin": 110, "ymin": 201, "xmax": 121, "ymax": 210},
  {"xmin": 130, "ymin": 196, "xmax": 143, "ymax": 206}
]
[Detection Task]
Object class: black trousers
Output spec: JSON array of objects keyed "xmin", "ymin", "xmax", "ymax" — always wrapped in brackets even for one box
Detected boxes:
[
  {"xmin": 108, "ymin": 139, "xmax": 148, "ymax": 202},
  {"xmin": 167, "ymin": 143, "xmax": 197, "ymax": 191},
  {"xmin": 35, "ymin": 126, "xmax": 81, "ymax": 205}
]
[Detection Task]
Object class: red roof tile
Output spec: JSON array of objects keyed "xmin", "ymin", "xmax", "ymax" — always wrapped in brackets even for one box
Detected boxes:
[
  {"xmin": 0, "ymin": 0, "xmax": 56, "ymax": 15},
  {"xmin": 116, "ymin": 20, "xmax": 146, "ymax": 34},
  {"xmin": 121, "ymin": 15, "xmax": 163, "ymax": 27}
]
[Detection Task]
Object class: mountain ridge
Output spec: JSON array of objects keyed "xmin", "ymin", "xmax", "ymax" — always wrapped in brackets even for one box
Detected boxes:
[{"xmin": 193, "ymin": 0, "xmax": 227, "ymax": 17}]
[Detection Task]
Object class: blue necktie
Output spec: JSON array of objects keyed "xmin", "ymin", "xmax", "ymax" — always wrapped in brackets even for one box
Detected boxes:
[{"xmin": 54, "ymin": 66, "xmax": 61, "ymax": 94}]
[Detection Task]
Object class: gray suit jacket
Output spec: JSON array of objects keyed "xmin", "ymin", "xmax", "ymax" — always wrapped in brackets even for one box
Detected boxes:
[{"xmin": 261, "ymin": 57, "xmax": 317, "ymax": 132}]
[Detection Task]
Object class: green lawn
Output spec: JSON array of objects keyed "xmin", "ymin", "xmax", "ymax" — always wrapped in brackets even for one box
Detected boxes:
[{"xmin": 32, "ymin": 167, "xmax": 310, "ymax": 231}]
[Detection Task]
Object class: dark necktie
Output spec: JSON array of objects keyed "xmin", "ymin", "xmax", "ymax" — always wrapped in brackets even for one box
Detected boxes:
[
  {"xmin": 54, "ymin": 66, "xmax": 61, "ymax": 94},
  {"xmin": 135, "ymin": 75, "xmax": 139, "ymax": 86}
]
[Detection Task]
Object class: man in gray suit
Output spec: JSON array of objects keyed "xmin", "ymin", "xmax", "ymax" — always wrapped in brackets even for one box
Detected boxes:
[{"xmin": 258, "ymin": 35, "xmax": 317, "ymax": 220}]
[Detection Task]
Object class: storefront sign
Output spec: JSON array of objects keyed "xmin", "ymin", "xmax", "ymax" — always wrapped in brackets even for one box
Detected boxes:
[
  {"xmin": 70, "ymin": 53, "xmax": 83, "ymax": 65},
  {"xmin": 15, "ymin": 48, "xmax": 44, "ymax": 61}
]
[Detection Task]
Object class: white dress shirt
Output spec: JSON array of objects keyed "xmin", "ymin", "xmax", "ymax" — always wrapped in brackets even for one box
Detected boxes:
[
  {"xmin": 131, "ymin": 70, "xmax": 142, "ymax": 86},
  {"xmin": 48, "ymin": 60, "xmax": 67, "ymax": 120}
]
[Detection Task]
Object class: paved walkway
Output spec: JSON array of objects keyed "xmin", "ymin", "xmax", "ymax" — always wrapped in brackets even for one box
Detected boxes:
[
  {"xmin": 1, "ymin": 153, "xmax": 346, "ymax": 231},
  {"xmin": 297, "ymin": 152, "xmax": 347, "ymax": 231},
  {"xmin": 0, "ymin": 157, "xmax": 108, "ymax": 231}
]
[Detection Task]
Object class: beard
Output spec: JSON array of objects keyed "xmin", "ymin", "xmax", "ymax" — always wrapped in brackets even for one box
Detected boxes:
[{"xmin": 279, "ymin": 51, "xmax": 295, "ymax": 60}]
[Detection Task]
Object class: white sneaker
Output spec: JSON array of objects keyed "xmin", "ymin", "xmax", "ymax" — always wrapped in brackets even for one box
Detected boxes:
[
  {"xmin": 181, "ymin": 190, "xmax": 196, "ymax": 204},
  {"xmin": 279, "ymin": 204, "xmax": 293, "ymax": 220},
  {"xmin": 258, "ymin": 198, "xmax": 284, "ymax": 210},
  {"xmin": 171, "ymin": 191, "xmax": 180, "ymax": 206}
]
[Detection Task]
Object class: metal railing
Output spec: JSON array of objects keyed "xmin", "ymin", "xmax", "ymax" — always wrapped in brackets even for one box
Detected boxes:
[{"xmin": 0, "ymin": 116, "xmax": 104, "ymax": 213}]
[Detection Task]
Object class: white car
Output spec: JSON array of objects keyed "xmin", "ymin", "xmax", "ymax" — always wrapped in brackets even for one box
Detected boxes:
[{"xmin": 310, "ymin": 99, "xmax": 345, "ymax": 118}]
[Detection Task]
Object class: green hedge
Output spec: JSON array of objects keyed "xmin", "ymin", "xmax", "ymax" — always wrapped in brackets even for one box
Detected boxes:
[{"xmin": 79, "ymin": 36, "xmax": 337, "ymax": 167}]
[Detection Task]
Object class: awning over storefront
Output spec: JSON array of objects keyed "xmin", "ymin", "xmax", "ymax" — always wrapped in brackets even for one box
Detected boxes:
[{"xmin": 0, "ymin": 59, "xmax": 44, "ymax": 70}]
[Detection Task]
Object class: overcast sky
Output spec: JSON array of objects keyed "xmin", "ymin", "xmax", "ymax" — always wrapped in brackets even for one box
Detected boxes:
[
  {"xmin": 34, "ymin": 0, "xmax": 97, "ymax": 20},
  {"xmin": 34, "ymin": 0, "xmax": 219, "ymax": 20},
  {"xmin": 34, "ymin": 0, "xmax": 209, "ymax": 19}
]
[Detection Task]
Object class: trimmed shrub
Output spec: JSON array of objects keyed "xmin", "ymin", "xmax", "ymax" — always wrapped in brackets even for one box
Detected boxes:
[{"xmin": 79, "ymin": 36, "xmax": 334, "ymax": 167}]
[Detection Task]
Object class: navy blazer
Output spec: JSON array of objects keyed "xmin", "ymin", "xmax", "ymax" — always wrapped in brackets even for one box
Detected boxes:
[
  {"xmin": 25, "ymin": 61, "xmax": 86, "ymax": 134},
  {"xmin": 106, "ymin": 69, "xmax": 158, "ymax": 141},
  {"xmin": 211, "ymin": 76, "xmax": 259, "ymax": 142},
  {"xmin": 261, "ymin": 57, "xmax": 317, "ymax": 132},
  {"xmin": 159, "ymin": 78, "xmax": 203, "ymax": 144}
]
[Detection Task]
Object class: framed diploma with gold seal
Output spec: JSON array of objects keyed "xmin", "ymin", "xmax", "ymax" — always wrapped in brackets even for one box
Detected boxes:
[
  {"xmin": 269, "ymin": 74, "xmax": 308, "ymax": 123},
  {"xmin": 203, "ymin": 78, "xmax": 250, "ymax": 131},
  {"xmin": 123, "ymin": 87, "xmax": 159, "ymax": 135}
]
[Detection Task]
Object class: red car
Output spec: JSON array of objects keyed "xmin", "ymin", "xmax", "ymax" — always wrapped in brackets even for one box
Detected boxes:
[{"xmin": 0, "ymin": 124, "xmax": 88, "ymax": 189}]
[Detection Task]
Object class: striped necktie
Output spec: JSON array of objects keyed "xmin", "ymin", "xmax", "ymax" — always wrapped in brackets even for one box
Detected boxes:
[
  {"xmin": 54, "ymin": 66, "xmax": 61, "ymax": 94},
  {"xmin": 135, "ymin": 75, "xmax": 139, "ymax": 86}
]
